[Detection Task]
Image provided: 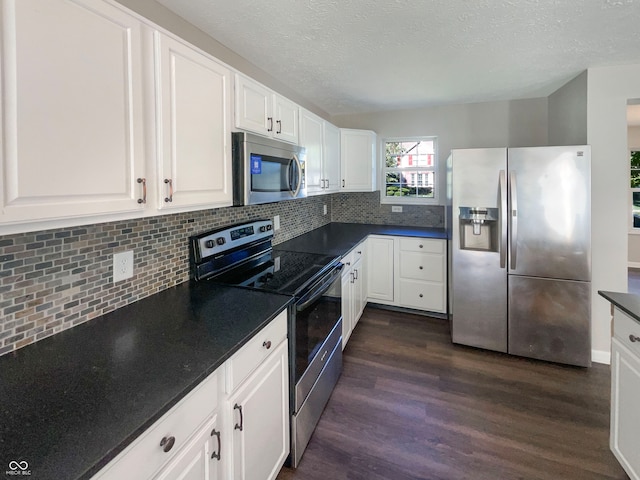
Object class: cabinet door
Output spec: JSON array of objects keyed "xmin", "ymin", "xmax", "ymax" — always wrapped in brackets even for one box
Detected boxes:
[
  {"xmin": 367, "ymin": 237, "xmax": 394, "ymax": 302},
  {"xmin": 299, "ymin": 110, "xmax": 324, "ymax": 195},
  {"xmin": 273, "ymin": 95, "xmax": 298, "ymax": 144},
  {"xmin": 611, "ymin": 337, "xmax": 640, "ymax": 480},
  {"xmin": 155, "ymin": 33, "xmax": 232, "ymax": 209},
  {"xmin": 341, "ymin": 268, "xmax": 353, "ymax": 349},
  {"xmin": 153, "ymin": 413, "xmax": 223, "ymax": 480},
  {"xmin": 352, "ymin": 256, "xmax": 365, "ymax": 325},
  {"xmin": 1, "ymin": 0, "xmax": 146, "ymax": 223},
  {"xmin": 234, "ymin": 74, "xmax": 271, "ymax": 136},
  {"xmin": 323, "ymin": 122, "xmax": 341, "ymax": 193},
  {"xmin": 341, "ymin": 129, "xmax": 376, "ymax": 192},
  {"xmin": 229, "ymin": 340, "xmax": 289, "ymax": 480}
]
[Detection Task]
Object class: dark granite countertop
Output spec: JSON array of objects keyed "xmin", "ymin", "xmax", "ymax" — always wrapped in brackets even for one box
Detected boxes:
[
  {"xmin": 0, "ymin": 281, "xmax": 291, "ymax": 480},
  {"xmin": 599, "ymin": 290, "xmax": 640, "ymax": 324},
  {"xmin": 275, "ymin": 222, "xmax": 447, "ymax": 257}
]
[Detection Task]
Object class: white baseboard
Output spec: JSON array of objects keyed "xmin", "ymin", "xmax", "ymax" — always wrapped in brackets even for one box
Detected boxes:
[
  {"xmin": 592, "ymin": 349, "xmax": 611, "ymax": 365},
  {"xmin": 628, "ymin": 261, "xmax": 640, "ymax": 269}
]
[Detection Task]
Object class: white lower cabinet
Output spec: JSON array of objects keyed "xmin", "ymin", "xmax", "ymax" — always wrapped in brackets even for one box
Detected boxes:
[
  {"xmin": 91, "ymin": 310, "xmax": 289, "ymax": 480},
  {"xmin": 226, "ymin": 340, "xmax": 289, "ymax": 480},
  {"xmin": 342, "ymin": 241, "xmax": 367, "ymax": 349},
  {"xmin": 367, "ymin": 235, "xmax": 446, "ymax": 314},
  {"xmin": 610, "ymin": 308, "xmax": 640, "ymax": 480}
]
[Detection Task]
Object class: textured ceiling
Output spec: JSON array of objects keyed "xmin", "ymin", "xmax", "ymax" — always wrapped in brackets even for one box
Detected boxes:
[{"xmin": 155, "ymin": 0, "xmax": 640, "ymax": 116}]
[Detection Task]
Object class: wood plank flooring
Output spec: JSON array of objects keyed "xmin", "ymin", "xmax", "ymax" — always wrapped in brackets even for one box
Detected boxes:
[{"xmin": 277, "ymin": 307, "xmax": 628, "ymax": 480}]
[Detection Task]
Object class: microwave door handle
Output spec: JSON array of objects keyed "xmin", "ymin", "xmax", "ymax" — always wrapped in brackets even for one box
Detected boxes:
[{"xmin": 290, "ymin": 153, "xmax": 302, "ymax": 197}]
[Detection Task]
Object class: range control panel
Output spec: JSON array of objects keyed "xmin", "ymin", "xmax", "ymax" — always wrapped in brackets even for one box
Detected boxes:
[{"xmin": 192, "ymin": 219, "xmax": 273, "ymax": 261}]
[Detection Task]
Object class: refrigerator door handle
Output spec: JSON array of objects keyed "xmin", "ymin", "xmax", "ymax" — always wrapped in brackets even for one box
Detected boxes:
[
  {"xmin": 499, "ymin": 170, "xmax": 507, "ymax": 269},
  {"xmin": 509, "ymin": 171, "xmax": 518, "ymax": 270}
]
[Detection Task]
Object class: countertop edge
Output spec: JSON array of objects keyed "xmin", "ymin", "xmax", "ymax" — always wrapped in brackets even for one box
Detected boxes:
[{"xmin": 598, "ymin": 290, "xmax": 640, "ymax": 324}]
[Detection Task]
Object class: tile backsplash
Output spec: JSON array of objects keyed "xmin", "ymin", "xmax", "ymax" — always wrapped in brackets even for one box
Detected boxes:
[
  {"xmin": 0, "ymin": 192, "xmax": 444, "ymax": 357},
  {"xmin": 332, "ymin": 191, "xmax": 444, "ymax": 227}
]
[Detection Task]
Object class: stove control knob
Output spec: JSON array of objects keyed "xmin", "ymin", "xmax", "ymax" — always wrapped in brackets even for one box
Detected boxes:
[
  {"xmin": 259, "ymin": 226, "xmax": 267, "ymax": 232},
  {"xmin": 216, "ymin": 237, "xmax": 226, "ymax": 246},
  {"xmin": 266, "ymin": 224, "xmax": 273, "ymax": 231},
  {"xmin": 205, "ymin": 240, "xmax": 215, "ymax": 249}
]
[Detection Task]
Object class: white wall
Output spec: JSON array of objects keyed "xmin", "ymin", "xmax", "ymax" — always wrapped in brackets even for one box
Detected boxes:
[
  {"xmin": 332, "ymin": 97, "xmax": 549, "ymax": 204},
  {"xmin": 548, "ymin": 71, "xmax": 588, "ymax": 145},
  {"xmin": 587, "ymin": 64, "xmax": 640, "ymax": 363},
  {"xmin": 628, "ymin": 126, "xmax": 640, "ymax": 265}
]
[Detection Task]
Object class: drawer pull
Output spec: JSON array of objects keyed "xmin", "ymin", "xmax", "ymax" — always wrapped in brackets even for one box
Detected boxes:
[
  {"xmin": 354, "ymin": 269, "xmax": 358, "ymax": 280},
  {"xmin": 357, "ymin": 251, "xmax": 362, "ymax": 254},
  {"xmin": 419, "ymin": 294, "xmax": 424, "ymax": 298},
  {"xmin": 419, "ymin": 266, "xmax": 423, "ymax": 270},
  {"xmin": 263, "ymin": 340, "xmax": 272, "ymax": 349},
  {"xmin": 210, "ymin": 428, "xmax": 221, "ymax": 461},
  {"xmin": 160, "ymin": 435, "xmax": 175, "ymax": 453},
  {"xmin": 164, "ymin": 178, "xmax": 173, "ymax": 203},
  {"xmin": 630, "ymin": 334, "xmax": 640, "ymax": 343},
  {"xmin": 234, "ymin": 404, "xmax": 244, "ymax": 431},
  {"xmin": 419, "ymin": 244, "xmax": 424, "ymax": 248},
  {"xmin": 137, "ymin": 177, "xmax": 146, "ymax": 204}
]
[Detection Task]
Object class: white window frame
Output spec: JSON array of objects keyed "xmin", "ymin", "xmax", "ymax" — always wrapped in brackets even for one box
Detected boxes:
[
  {"xmin": 380, "ymin": 136, "xmax": 438, "ymax": 205},
  {"xmin": 630, "ymin": 148, "xmax": 640, "ymax": 233}
]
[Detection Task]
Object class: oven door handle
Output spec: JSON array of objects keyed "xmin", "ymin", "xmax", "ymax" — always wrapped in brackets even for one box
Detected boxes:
[{"xmin": 296, "ymin": 265, "xmax": 343, "ymax": 312}]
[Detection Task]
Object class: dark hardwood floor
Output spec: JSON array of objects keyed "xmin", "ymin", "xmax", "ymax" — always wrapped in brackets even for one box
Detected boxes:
[{"xmin": 277, "ymin": 307, "xmax": 628, "ymax": 480}]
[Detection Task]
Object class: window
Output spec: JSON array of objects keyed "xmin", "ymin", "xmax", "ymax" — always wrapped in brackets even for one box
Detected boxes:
[
  {"xmin": 382, "ymin": 137, "xmax": 437, "ymax": 204},
  {"xmin": 631, "ymin": 149, "xmax": 640, "ymax": 230}
]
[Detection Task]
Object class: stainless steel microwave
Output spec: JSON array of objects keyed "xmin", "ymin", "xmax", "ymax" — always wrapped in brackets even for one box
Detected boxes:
[{"xmin": 232, "ymin": 132, "xmax": 306, "ymax": 206}]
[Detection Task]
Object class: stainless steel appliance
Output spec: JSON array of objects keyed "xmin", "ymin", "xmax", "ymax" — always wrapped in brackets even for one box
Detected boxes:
[
  {"xmin": 189, "ymin": 219, "xmax": 342, "ymax": 467},
  {"xmin": 232, "ymin": 132, "xmax": 306, "ymax": 206},
  {"xmin": 448, "ymin": 146, "xmax": 591, "ymax": 367}
]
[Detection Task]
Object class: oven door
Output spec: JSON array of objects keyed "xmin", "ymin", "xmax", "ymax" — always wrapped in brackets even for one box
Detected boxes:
[{"xmin": 289, "ymin": 264, "xmax": 343, "ymax": 467}]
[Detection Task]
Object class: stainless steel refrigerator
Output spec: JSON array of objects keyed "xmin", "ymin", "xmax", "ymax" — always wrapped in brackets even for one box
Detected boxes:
[{"xmin": 448, "ymin": 146, "xmax": 591, "ymax": 367}]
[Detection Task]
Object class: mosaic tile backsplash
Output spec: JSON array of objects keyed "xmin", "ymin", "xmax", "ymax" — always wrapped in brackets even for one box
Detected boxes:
[{"xmin": 0, "ymin": 192, "xmax": 443, "ymax": 356}]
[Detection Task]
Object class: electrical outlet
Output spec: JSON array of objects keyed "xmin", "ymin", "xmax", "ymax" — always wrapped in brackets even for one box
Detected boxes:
[
  {"xmin": 113, "ymin": 250, "xmax": 134, "ymax": 283},
  {"xmin": 392, "ymin": 205, "xmax": 403, "ymax": 213},
  {"xmin": 274, "ymin": 215, "xmax": 281, "ymax": 230},
  {"xmin": 323, "ymin": 204, "xmax": 327, "ymax": 215}
]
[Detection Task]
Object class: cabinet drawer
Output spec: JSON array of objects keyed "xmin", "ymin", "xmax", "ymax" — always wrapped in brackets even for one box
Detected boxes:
[
  {"xmin": 399, "ymin": 251, "xmax": 444, "ymax": 282},
  {"xmin": 226, "ymin": 309, "xmax": 288, "ymax": 393},
  {"xmin": 92, "ymin": 369, "xmax": 220, "ymax": 480},
  {"xmin": 614, "ymin": 308, "xmax": 640, "ymax": 356},
  {"xmin": 399, "ymin": 237, "xmax": 444, "ymax": 254},
  {"xmin": 398, "ymin": 279, "xmax": 445, "ymax": 312}
]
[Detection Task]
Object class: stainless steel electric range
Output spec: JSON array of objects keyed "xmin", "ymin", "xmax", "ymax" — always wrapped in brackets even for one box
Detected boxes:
[{"xmin": 189, "ymin": 219, "xmax": 343, "ymax": 467}]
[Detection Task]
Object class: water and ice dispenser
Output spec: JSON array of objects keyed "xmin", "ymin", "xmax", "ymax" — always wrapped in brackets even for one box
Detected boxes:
[{"xmin": 458, "ymin": 207, "xmax": 499, "ymax": 252}]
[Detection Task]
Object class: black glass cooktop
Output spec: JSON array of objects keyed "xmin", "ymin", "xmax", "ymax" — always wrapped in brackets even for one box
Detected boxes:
[{"xmin": 210, "ymin": 249, "xmax": 340, "ymax": 297}]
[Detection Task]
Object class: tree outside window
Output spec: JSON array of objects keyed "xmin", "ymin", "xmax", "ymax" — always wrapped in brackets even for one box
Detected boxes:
[{"xmin": 631, "ymin": 150, "xmax": 640, "ymax": 228}]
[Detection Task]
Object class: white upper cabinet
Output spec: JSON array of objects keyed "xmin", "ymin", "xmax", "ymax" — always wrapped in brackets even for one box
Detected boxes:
[
  {"xmin": 234, "ymin": 74, "xmax": 298, "ymax": 144},
  {"xmin": 154, "ymin": 32, "xmax": 232, "ymax": 210},
  {"xmin": 340, "ymin": 129, "xmax": 377, "ymax": 192},
  {"xmin": 299, "ymin": 109, "xmax": 340, "ymax": 195},
  {"xmin": 323, "ymin": 121, "xmax": 341, "ymax": 193},
  {"xmin": 0, "ymin": 0, "xmax": 146, "ymax": 224}
]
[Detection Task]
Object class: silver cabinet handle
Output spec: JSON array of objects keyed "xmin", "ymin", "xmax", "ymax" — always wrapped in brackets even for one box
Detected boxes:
[
  {"xmin": 137, "ymin": 177, "xmax": 146, "ymax": 204},
  {"xmin": 210, "ymin": 428, "xmax": 221, "ymax": 461},
  {"xmin": 350, "ymin": 272, "xmax": 354, "ymax": 284},
  {"xmin": 234, "ymin": 404, "xmax": 243, "ymax": 431},
  {"xmin": 509, "ymin": 171, "xmax": 518, "ymax": 270},
  {"xmin": 354, "ymin": 269, "xmax": 358, "ymax": 280},
  {"xmin": 276, "ymin": 119, "xmax": 282, "ymax": 134},
  {"xmin": 342, "ymin": 179, "xmax": 345, "ymax": 188},
  {"xmin": 164, "ymin": 178, "xmax": 173, "ymax": 203},
  {"xmin": 499, "ymin": 169, "xmax": 507, "ymax": 269},
  {"xmin": 267, "ymin": 117, "xmax": 273, "ymax": 132},
  {"xmin": 160, "ymin": 436, "xmax": 175, "ymax": 453}
]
